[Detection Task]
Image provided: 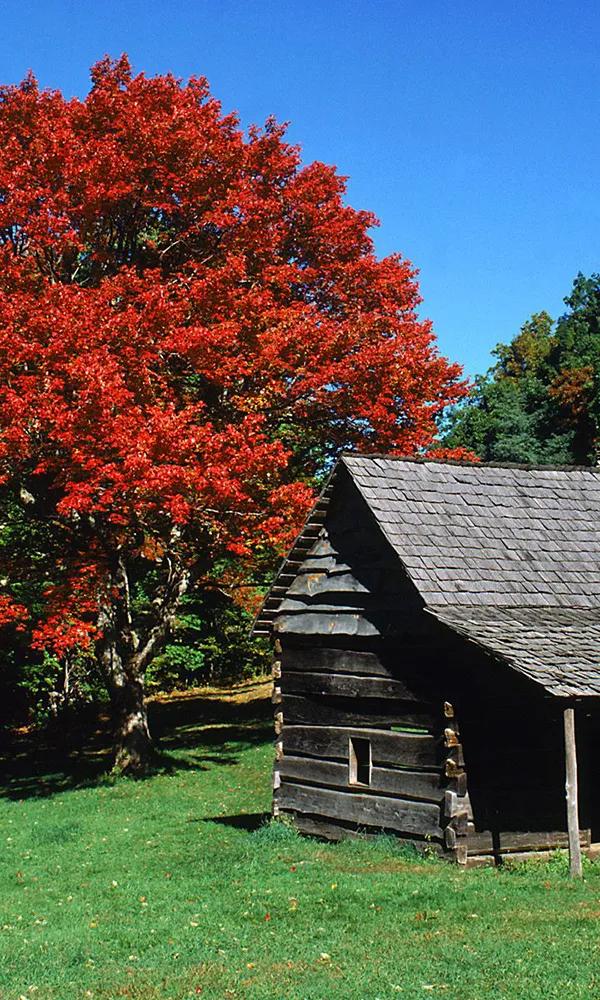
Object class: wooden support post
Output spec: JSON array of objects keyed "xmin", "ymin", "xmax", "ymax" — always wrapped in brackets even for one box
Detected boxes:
[{"xmin": 563, "ymin": 705, "xmax": 582, "ymax": 878}]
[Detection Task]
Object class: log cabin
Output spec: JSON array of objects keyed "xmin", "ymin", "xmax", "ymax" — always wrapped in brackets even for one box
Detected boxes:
[{"xmin": 253, "ymin": 455, "xmax": 600, "ymax": 866}]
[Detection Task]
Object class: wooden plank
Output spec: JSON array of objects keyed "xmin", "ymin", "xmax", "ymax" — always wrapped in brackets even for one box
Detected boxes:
[
  {"xmin": 282, "ymin": 694, "xmax": 436, "ymax": 729},
  {"xmin": 444, "ymin": 726, "xmax": 460, "ymax": 748},
  {"xmin": 444, "ymin": 790, "xmax": 473, "ymax": 821},
  {"xmin": 444, "ymin": 747, "xmax": 465, "ymax": 774},
  {"xmin": 282, "ymin": 671, "xmax": 430, "ymax": 703},
  {"xmin": 285, "ymin": 812, "xmax": 445, "ymax": 850},
  {"xmin": 467, "ymin": 828, "xmax": 592, "ymax": 856},
  {"xmin": 282, "ymin": 647, "xmax": 395, "ymax": 678},
  {"xmin": 279, "ymin": 755, "xmax": 444, "ymax": 803},
  {"xmin": 285, "ymin": 813, "xmax": 370, "ymax": 842},
  {"xmin": 278, "ymin": 781, "xmax": 443, "ymax": 839},
  {"xmin": 447, "ymin": 772, "xmax": 468, "ymax": 797},
  {"xmin": 447, "ymin": 811, "xmax": 468, "ymax": 836},
  {"xmin": 455, "ymin": 842, "xmax": 468, "ymax": 866},
  {"xmin": 283, "ymin": 725, "xmax": 439, "ymax": 769},
  {"xmin": 288, "ymin": 572, "xmax": 369, "ymax": 597},
  {"xmin": 564, "ymin": 706, "xmax": 582, "ymax": 878},
  {"xmin": 275, "ymin": 612, "xmax": 381, "ymax": 638}
]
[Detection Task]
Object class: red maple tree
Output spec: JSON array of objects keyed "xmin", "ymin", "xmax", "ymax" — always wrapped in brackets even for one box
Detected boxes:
[{"xmin": 0, "ymin": 56, "xmax": 468, "ymax": 770}]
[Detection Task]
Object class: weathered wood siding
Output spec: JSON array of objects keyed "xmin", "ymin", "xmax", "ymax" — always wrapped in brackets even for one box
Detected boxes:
[
  {"xmin": 274, "ymin": 644, "xmax": 449, "ymax": 846},
  {"xmin": 272, "ymin": 478, "xmax": 457, "ymax": 848}
]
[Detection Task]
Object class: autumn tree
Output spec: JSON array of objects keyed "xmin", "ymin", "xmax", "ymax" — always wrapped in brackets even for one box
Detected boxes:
[{"xmin": 0, "ymin": 57, "xmax": 467, "ymax": 772}]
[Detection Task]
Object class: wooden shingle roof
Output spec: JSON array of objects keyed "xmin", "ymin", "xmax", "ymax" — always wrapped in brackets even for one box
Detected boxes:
[
  {"xmin": 344, "ymin": 455, "xmax": 600, "ymax": 609},
  {"xmin": 256, "ymin": 455, "xmax": 600, "ymax": 696}
]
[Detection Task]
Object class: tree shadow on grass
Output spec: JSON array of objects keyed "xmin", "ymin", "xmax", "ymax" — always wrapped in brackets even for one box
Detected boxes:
[{"xmin": 0, "ymin": 683, "xmax": 272, "ymax": 801}]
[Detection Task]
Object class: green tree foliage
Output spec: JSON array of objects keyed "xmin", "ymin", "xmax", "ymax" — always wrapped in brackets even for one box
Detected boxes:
[
  {"xmin": 444, "ymin": 274, "xmax": 600, "ymax": 464},
  {"xmin": 145, "ymin": 592, "xmax": 269, "ymax": 694}
]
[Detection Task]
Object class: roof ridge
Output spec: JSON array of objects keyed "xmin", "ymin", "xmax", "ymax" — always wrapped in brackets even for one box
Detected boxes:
[{"xmin": 340, "ymin": 452, "xmax": 600, "ymax": 474}]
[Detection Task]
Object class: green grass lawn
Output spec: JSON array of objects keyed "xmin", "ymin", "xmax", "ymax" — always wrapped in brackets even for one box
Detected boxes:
[{"xmin": 2, "ymin": 681, "xmax": 600, "ymax": 1000}]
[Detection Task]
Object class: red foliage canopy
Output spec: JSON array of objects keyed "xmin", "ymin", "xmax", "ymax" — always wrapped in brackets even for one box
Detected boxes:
[{"xmin": 0, "ymin": 56, "xmax": 468, "ymax": 651}]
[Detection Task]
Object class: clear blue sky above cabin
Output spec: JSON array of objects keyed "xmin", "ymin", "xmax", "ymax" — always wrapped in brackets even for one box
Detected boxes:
[{"xmin": 1, "ymin": 0, "xmax": 598, "ymax": 377}]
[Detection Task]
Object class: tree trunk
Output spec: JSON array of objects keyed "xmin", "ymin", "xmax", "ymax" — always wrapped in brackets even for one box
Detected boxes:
[
  {"xmin": 98, "ymin": 638, "xmax": 156, "ymax": 775},
  {"xmin": 96, "ymin": 550, "xmax": 189, "ymax": 775},
  {"xmin": 111, "ymin": 667, "xmax": 155, "ymax": 775}
]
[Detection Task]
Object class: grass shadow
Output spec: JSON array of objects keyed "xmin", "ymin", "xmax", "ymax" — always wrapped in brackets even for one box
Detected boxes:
[
  {"xmin": 201, "ymin": 811, "xmax": 271, "ymax": 832},
  {"xmin": 0, "ymin": 679, "xmax": 272, "ymax": 801}
]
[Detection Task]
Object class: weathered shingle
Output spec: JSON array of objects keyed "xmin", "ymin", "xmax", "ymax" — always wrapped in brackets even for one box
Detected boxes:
[{"xmin": 343, "ymin": 455, "xmax": 600, "ymax": 611}]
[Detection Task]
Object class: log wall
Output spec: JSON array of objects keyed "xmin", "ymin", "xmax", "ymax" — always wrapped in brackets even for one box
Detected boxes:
[{"xmin": 274, "ymin": 642, "xmax": 450, "ymax": 848}]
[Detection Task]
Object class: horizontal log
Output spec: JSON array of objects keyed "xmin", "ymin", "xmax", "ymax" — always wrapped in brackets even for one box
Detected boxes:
[
  {"xmin": 467, "ymin": 828, "xmax": 592, "ymax": 856},
  {"xmin": 282, "ymin": 647, "xmax": 395, "ymax": 678},
  {"xmin": 280, "ymin": 598, "xmax": 369, "ymax": 614},
  {"xmin": 287, "ymin": 572, "xmax": 369, "ymax": 597},
  {"xmin": 282, "ymin": 671, "xmax": 432, "ymax": 703},
  {"xmin": 446, "ymin": 772, "xmax": 468, "ymax": 797},
  {"xmin": 447, "ymin": 811, "xmax": 468, "ymax": 836},
  {"xmin": 278, "ymin": 781, "xmax": 443, "ymax": 839},
  {"xmin": 285, "ymin": 813, "xmax": 371, "ymax": 842},
  {"xmin": 445, "ymin": 825, "xmax": 457, "ymax": 849},
  {"xmin": 280, "ymin": 636, "xmax": 472, "ymax": 665},
  {"xmin": 282, "ymin": 694, "xmax": 436, "ymax": 730},
  {"xmin": 275, "ymin": 612, "xmax": 381, "ymax": 637},
  {"xmin": 444, "ymin": 727, "xmax": 460, "ymax": 748},
  {"xmin": 279, "ymin": 755, "xmax": 444, "ymax": 803},
  {"xmin": 444, "ymin": 748, "xmax": 465, "ymax": 774},
  {"xmin": 283, "ymin": 725, "xmax": 439, "ymax": 769},
  {"xmin": 444, "ymin": 790, "xmax": 473, "ymax": 820},
  {"xmin": 284, "ymin": 812, "xmax": 445, "ymax": 851}
]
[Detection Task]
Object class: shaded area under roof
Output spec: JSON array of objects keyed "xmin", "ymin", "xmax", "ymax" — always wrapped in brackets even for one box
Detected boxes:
[{"xmin": 429, "ymin": 605, "xmax": 600, "ymax": 698}]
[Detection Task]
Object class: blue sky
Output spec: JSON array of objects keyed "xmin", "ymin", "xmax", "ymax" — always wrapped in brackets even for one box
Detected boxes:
[{"xmin": 1, "ymin": 0, "xmax": 598, "ymax": 376}]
